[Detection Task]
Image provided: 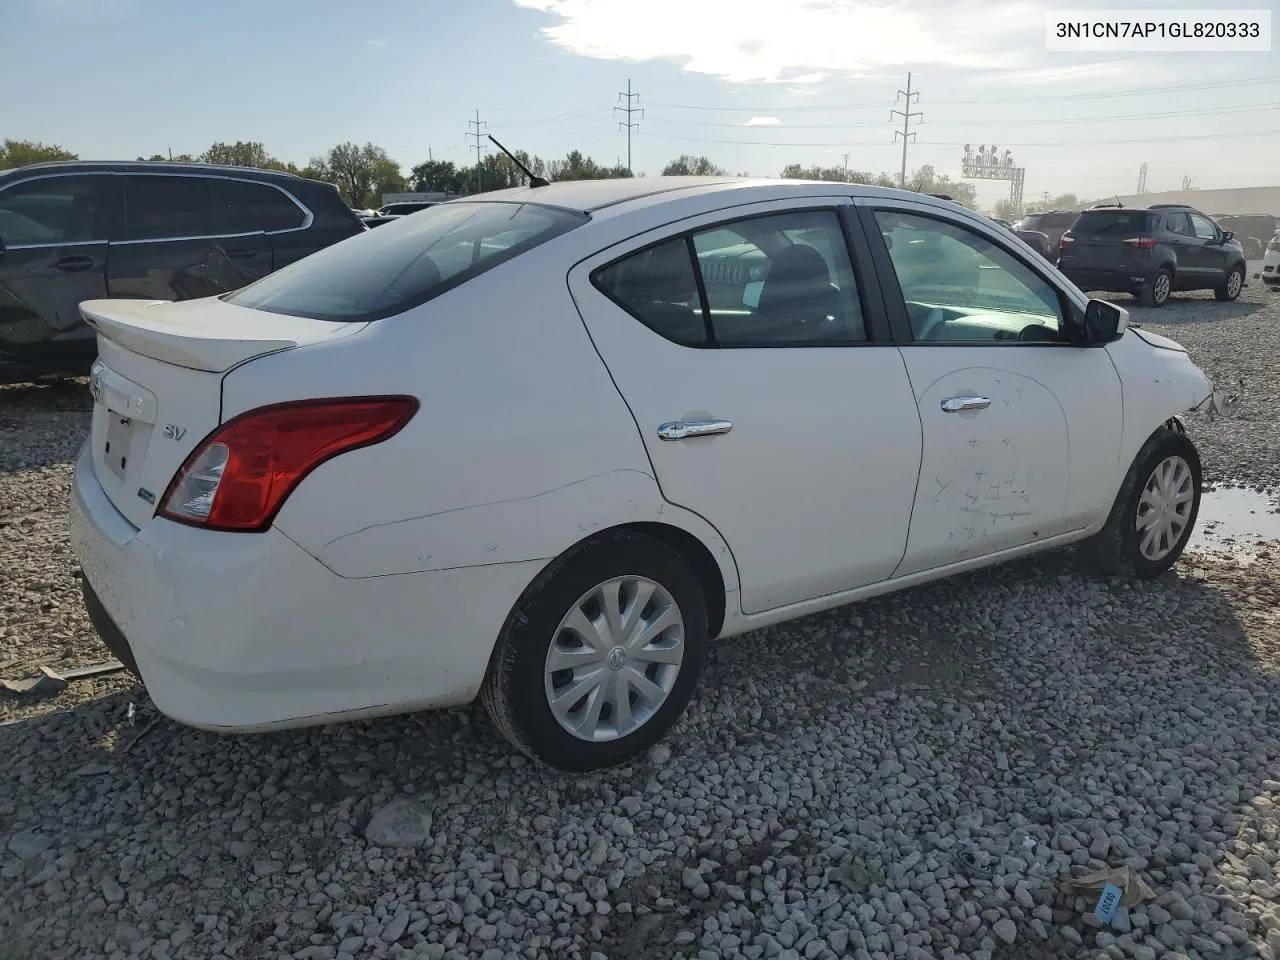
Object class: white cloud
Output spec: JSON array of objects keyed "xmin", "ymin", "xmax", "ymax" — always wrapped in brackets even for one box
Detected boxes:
[
  {"xmin": 512, "ymin": 0, "xmax": 1050, "ymax": 82},
  {"xmin": 969, "ymin": 59, "xmax": 1156, "ymax": 86},
  {"xmin": 365, "ymin": 39, "xmax": 385, "ymax": 47},
  {"xmin": 745, "ymin": 116, "xmax": 781, "ymax": 126}
]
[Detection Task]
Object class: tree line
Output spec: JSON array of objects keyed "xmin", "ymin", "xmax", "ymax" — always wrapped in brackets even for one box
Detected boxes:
[{"xmin": 3, "ymin": 137, "xmax": 985, "ymax": 211}]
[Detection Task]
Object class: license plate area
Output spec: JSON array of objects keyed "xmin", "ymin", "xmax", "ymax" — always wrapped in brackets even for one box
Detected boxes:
[{"xmin": 104, "ymin": 412, "xmax": 134, "ymax": 481}]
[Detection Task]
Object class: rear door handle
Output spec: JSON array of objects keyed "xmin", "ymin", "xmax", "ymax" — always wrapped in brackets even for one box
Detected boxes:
[
  {"xmin": 941, "ymin": 396, "xmax": 991, "ymax": 413},
  {"xmin": 54, "ymin": 255, "xmax": 94, "ymax": 272},
  {"xmin": 657, "ymin": 419, "xmax": 733, "ymax": 440},
  {"xmin": 226, "ymin": 248, "xmax": 259, "ymax": 259}
]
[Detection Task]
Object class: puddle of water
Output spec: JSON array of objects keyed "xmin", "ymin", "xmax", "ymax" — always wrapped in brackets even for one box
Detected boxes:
[{"xmin": 1189, "ymin": 485, "xmax": 1280, "ymax": 556}]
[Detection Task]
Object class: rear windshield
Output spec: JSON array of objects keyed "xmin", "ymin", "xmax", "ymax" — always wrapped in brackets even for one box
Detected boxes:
[
  {"xmin": 226, "ymin": 201, "xmax": 586, "ymax": 321},
  {"xmin": 1071, "ymin": 210, "xmax": 1156, "ymax": 235}
]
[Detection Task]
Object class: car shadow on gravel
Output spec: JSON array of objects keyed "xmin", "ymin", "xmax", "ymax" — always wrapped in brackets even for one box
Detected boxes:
[{"xmin": 3, "ymin": 548, "xmax": 1279, "ymax": 960}]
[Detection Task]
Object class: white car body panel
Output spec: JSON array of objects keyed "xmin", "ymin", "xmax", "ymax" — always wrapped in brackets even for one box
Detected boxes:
[
  {"xmin": 568, "ymin": 197, "xmax": 923, "ymax": 614},
  {"xmin": 1262, "ymin": 245, "xmax": 1279, "ymax": 283},
  {"xmin": 67, "ymin": 177, "xmax": 1218, "ymax": 735}
]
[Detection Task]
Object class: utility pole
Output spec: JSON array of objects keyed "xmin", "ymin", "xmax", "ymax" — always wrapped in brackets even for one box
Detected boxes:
[
  {"xmin": 614, "ymin": 79, "xmax": 643, "ymax": 175},
  {"xmin": 890, "ymin": 73, "xmax": 922, "ymax": 189},
  {"xmin": 843, "ymin": 153, "xmax": 850, "ymax": 171},
  {"xmin": 1042, "ymin": 190, "xmax": 1050, "ymax": 205},
  {"xmin": 466, "ymin": 110, "xmax": 487, "ymax": 192}
]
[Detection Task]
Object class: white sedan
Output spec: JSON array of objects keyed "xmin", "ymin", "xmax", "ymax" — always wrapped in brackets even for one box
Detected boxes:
[
  {"xmin": 70, "ymin": 177, "xmax": 1217, "ymax": 771},
  {"xmin": 1264, "ymin": 232, "xmax": 1280, "ymax": 288}
]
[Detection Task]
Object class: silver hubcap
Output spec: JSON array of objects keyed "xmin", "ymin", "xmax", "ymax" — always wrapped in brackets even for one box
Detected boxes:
[
  {"xmin": 543, "ymin": 576, "xmax": 685, "ymax": 742},
  {"xmin": 1227, "ymin": 271, "xmax": 1242, "ymax": 297},
  {"xmin": 1154, "ymin": 274, "xmax": 1171, "ymax": 302},
  {"xmin": 1136, "ymin": 455, "xmax": 1194, "ymax": 561}
]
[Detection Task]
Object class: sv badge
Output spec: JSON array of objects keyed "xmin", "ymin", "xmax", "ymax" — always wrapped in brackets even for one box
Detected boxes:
[{"xmin": 162, "ymin": 424, "xmax": 187, "ymax": 441}]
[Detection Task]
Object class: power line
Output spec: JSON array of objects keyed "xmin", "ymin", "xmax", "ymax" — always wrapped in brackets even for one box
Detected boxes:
[
  {"xmin": 466, "ymin": 110, "xmax": 487, "ymax": 191},
  {"xmin": 644, "ymin": 100, "xmax": 1280, "ymax": 130},
  {"xmin": 890, "ymin": 72, "xmax": 921, "ymax": 188},
  {"xmin": 644, "ymin": 74, "xmax": 1280, "ymax": 112},
  {"xmin": 640, "ymin": 128, "xmax": 1280, "ymax": 148},
  {"xmin": 614, "ymin": 79, "xmax": 643, "ymax": 175}
]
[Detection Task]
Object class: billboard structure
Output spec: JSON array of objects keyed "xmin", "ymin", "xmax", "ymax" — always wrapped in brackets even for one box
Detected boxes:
[{"xmin": 961, "ymin": 144, "xmax": 1025, "ymax": 214}]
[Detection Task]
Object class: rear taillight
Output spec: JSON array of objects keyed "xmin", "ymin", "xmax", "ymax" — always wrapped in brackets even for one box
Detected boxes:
[
  {"xmin": 1123, "ymin": 237, "xmax": 1158, "ymax": 249},
  {"xmin": 1059, "ymin": 232, "xmax": 1075, "ymax": 246},
  {"xmin": 159, "ymin": 396, "xmax": 418, "ymax": 532}
]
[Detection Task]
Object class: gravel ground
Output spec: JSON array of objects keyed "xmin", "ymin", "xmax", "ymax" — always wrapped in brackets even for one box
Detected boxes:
[{"xmin": 1, "ymin": 274, "xmax": 1278, "ymax": 960}]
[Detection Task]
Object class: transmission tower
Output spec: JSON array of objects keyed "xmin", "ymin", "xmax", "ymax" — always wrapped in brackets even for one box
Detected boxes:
[
  {"xmin": 890, "ymin": 72, "xmax": 922, "ymax": 188},
  {"xmin": 961, "ymin": 144, "xmax": 1025, "ymax": 214},
  {"xmin": 1181, "ymin": 174, "xmax": 1194, "ymax": 190},
  {"xmin": 466, "ymin": 110, "xmax": 487, "ymax": 192},
  {"xmin": 1137, "ymin": 162, "xmax": 1148, "ymax": 195},
  {"xmin": 614, "ymin": 80, "xmax": 643, "ymax": 175}
]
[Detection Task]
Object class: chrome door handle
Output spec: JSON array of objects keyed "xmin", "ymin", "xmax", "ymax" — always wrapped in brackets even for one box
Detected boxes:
[
  {"xmin": 940, "ymin": 396, "xmax": 991, "ymax": 413},
  {"xmin": 657, "ymin": 419, "xmax": 733, "ymax": 440}
]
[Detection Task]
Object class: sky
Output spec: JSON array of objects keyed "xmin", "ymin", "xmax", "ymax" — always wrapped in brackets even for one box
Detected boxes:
[{"xmin": 2, "ymin": 0, "xmax": 1277, "ymax": 209}]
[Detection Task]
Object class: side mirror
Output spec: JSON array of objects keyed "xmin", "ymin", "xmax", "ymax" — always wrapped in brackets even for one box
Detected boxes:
[
  {"xmin": 1083, "ymin": 298, "xmax": 1127, "ymax": 344},
  {"xmin": 1221, "ymin": 230, "xmax": 1235, "ymax": 244}
]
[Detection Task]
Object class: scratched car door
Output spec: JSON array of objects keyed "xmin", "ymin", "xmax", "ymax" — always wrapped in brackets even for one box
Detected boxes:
[{"xmin": 862, "ymin": 201, "xmax": 1122, "ymax": 576}]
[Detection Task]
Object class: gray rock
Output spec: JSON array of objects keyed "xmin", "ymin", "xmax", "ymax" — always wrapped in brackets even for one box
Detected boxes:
[
  {"xmin": 993, "ymin": 919, "xmax": 1017, "ymax": 945},
  {"xmin": 365, "ymin": 799, "xmax": 432, "ymax": 848},
  {"xmin": 101, "ymin": 878, "xmax": 125, "ymax": 904},
  {"xmin": 6, "ymin": 832, "xmax": 52, "ymax": 860}
]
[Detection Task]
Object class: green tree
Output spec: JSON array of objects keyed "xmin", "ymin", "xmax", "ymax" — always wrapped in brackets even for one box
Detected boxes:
[
  {"xmin": 137, "ymin": 152, "xmax": 197, "ymax": 162},
  {"xmin": 1025, "ymin": 193, "xmax": 1081, "ymax": 214},
  {"xmin": 202, "ymin": 141, "xmax": 277, "ymax": 168},
  {"xmin": 903, "ymin": 165, "xmax": 978, "ymax": 208},
  {"xmin": 309, "ymin": 142, "xmax": 403, "ymax": 207},
  {"xmin": 662, "ymin": 155, "xmax": 726, "ymax": 176},
  {"xmin": 992, "ymin": 198, "xmax": 1021, "ymax": 221},
  {"xmin": 547, "ymin": 149, "xmax": 630, "ymax": 182},
  {"xmin": 410, "ymin": 159, "xmax": 459, "ymax": 193},
  {"xmin": 0, "ymin": 139, "xmax": 77, "ymax": 170},
  {"xmin": 780, "ymin": 163, "xmax": 895, "ymax": 186}
]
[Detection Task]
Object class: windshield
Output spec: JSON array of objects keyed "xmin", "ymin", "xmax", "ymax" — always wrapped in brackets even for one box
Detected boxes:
[
  {"xmin": 1072, "ymin": 210, "xmax": 1155, "ymax": 235},
  {"xmin": 226, "ymin": 201, "xmax": 586, "ymax": 321}
]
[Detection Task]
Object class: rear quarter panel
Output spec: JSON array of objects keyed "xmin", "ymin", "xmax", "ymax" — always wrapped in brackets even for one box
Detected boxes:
[{"xmin": 219, "ymin": 241, "xmax": 740, "ymax": 600}]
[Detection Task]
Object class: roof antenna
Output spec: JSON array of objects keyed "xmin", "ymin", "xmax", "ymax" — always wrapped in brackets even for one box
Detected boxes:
[{"xmin": 487, "ymin": 134, "xmax": 550, "ymax": 188}]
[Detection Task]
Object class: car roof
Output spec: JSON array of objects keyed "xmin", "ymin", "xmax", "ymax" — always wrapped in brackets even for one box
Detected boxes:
[
  {"xmin": 438, "ymin": 176, "xmax": 976, "ymax": 220},
  {"xmin": 0, "ymin": 159, "xmax": 305, "ymax": 186}
]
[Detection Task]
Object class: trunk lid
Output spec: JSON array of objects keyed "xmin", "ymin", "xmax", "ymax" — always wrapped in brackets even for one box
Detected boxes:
[{"xmin": 82, "ymin": 296, "xmax": 367, "ymax": 528}]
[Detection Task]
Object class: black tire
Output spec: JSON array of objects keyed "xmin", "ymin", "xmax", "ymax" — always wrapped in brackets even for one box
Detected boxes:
[
  {"xmin": 480, "ymin": 530, "xmax": 709, "ymax": 772},
  {"xmin": 1215, "ymin": 264, "xmax": 1245, "ymax": 302},
  {"xmin": 1082, "ymin": 426, "xmax": 1202, "ymax": 579},
  {"xmin": 1138, "ymin": 268, "xmax": 1173, "ymax": 308}
]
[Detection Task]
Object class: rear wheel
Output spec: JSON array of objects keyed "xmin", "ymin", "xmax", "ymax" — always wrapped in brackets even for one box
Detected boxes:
[
  {"xmin": 1083, "ymin": 427, "xmax": 1201, "ymax": 579},
  {"xmin": 1215, "ymin": 264, "xmax": 1245, "ymax": 302},
  {"xmin": 1138, "ymin": 268, "xmax": 1173, "ymax": 308},
  {"xmin": 481, "ymin": 530, "xmax": 709, "ymax": 771}
]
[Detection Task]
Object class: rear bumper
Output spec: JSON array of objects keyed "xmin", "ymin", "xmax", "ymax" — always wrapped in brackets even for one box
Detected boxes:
[
  {"xmin": 69, "ymin": 442, "xmax": 542, "ymax": 732},
  {"xmin": 1060, "ymin": 267, "xmax": 1151, "ymax": 293}
]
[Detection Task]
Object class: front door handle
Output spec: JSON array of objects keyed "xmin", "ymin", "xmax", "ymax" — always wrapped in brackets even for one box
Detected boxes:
[
  {"xmin": 54, "ymin": 255, "xmax": 94, "ymax": 272},
  {"xmin": 657, "ymin": 419, "xmax": 733, "ymax": 440},
  {"xmin": 226, "ymin": 248, "xmax": 259, "ymax": 259},
  {"xmin": 941, "ymin": 396, "xmax": 991, "ymax": 413}
]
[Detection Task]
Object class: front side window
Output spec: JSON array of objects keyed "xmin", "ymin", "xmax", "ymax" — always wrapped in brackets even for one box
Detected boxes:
[
  {"xmin": 1189, "ymin": 213, "xmax": 1219, "ymax": 241},
  {"xmin": 0, "ymin": 174, "xmax": 114, "ymax": 246},
  {"xmin": 227, "ymin": 201, "xmax": 585, "ymax": 321},
  {"xmin": 874, "ymin": 209, "xmax": 1064, "ymax": 343},
  {"xmin": 124, "ymin": 175, "xmax": 212, "ymax": 241},
  {"xmin": 593, "ymin": 208, "xmax": 867, "ymax": 347}
]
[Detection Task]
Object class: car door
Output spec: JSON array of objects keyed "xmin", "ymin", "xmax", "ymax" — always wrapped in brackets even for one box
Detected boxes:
[
  {"xmin": 857, "ymin": 199, "xmax": 1124, "ymax": 577},
  {"xmin": 109, "ymin": 174, "xmax": 267, "ymax": 301},
  {"xmin": 0, "ymin": 172, "xmax": 119, "ymax": 360},
  {"xmin": 569, "ymin": 198, "xmax": 924, "ymax": 615},
  {"xmin": 1188, "ymin": 212, "xmax": 1230, "ymax": 285}
]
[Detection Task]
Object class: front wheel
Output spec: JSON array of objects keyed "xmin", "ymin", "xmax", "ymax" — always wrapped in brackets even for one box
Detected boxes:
[
  {"xmin": 481, "ymin": 530, "xmax": 709, "ymax": 771},
  {"xmin": 1082, "ymin": 427, "xmax": 1202, "ymax": 578},
  {"xmin": 1215, "ymin": 264, "xmax": 1245, "ymax": 302}
]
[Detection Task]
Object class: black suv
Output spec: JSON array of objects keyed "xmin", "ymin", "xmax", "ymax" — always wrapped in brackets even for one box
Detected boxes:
[
  {"xmin": 1012, "ymin": 210, "xmax": 1079, "ymax": 251},
  {"xmin": 1058, "ymin": 203, "xmax": 1247, "ymax": 308},
  {"xmin": 0, "ymin": 161, "xmax": 366, "ymax": 383}
]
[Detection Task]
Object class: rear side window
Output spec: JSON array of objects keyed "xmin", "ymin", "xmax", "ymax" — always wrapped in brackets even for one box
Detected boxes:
[
  {"xmin": 593, "ymin": 238, "xmax": 707, "ymax": 344},
  {"xmin": 226, "ymin": 201, "xmax": 586, "ymax": 321},
  {"xmin": 1071, "ymin": 211, "xmax": 1155, "ymax": 235},
  {"xmin": 125, "ymin": 175, "xmax": 212, "ymax": 241},
  {"xmin": 211, "ymin": 179, "xmax": 305, "ymax": 234}
]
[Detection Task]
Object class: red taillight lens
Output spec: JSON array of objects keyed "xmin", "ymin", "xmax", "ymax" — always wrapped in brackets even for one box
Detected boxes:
[
  {"xmin": 159, "ymin": 396, "xmax": 418, "ymax": 532},
  {"xmin": 1059, "ymin": 233, "xmax": 1075, "ymax": 246},
  {"xmin": 1123, "ymin": 237, "xmax": 1158, "ymax": 249}
]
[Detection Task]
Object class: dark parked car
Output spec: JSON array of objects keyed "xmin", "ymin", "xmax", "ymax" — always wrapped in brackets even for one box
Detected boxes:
[
  {"xmin": 0, "ymin": 161, "xmax": 365, "ymax": 383},
  {"xmin": 1013, "ymin": 210, "xmax": 1079, "ymax": 251},
  {"xmin": 378, "ymin": 201, "xmax": 438, "ymax": 216},
  {"xmin": 1058, "ymin": 203, "xmax": 1247, "ymax": 308},
  {"xmin": 990, "ymin": 217, "xmax": 1055, "ymax": 262},
  {"xmin": 361, "ymin": 214, "xmax": 404, "ymax": 229}
]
